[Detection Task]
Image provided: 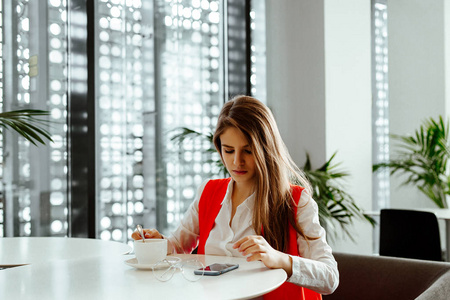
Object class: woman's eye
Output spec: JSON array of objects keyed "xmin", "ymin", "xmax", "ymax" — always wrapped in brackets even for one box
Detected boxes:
[
  {"xmin": 224, "ymin": 149, "xmax": 234, "ymax": 154},
  {"xmin": 245, "ymin": 150, "xmax": 252, "ymax": 154}
]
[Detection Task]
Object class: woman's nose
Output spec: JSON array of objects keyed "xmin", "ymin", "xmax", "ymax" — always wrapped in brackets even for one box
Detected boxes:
[{"xmin": 233, "ymin": 152, "xmax": 243, "ymax": 165}]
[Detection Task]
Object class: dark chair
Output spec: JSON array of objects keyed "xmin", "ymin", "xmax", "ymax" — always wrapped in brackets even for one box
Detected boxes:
[{"xmin": 379, "ymin": 209, "xmax": 442, "ymax": 261}]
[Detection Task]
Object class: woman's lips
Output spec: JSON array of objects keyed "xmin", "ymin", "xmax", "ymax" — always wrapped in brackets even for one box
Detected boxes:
[{"xmin": 233, "ymin": 170, "xmax": 247, "ymax": 175}]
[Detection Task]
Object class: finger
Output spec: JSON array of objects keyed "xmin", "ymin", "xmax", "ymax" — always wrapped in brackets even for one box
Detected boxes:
[
  {"xmin": 132, "ymin": 229, "xmax": 162, "ymax": 240},
  {"xmin": 233, "ymin": 236, "xmax": 251, "ymax": 249},
  {"xmin": 237, "ymin": 237, "xmax": 263, "ymax": 252},
  {"xmin": 237, "ymin": 239, "xmax": 256, "ymax": 252},
  {"xmin": 241, "ymin": 243, "xmax": 265, "ymax": 256},
  {"xmin": 143, "ymin": 229, "xmax": 163, "ymax": 239},
  {"xmin": 131, "ymin": 231, "xmax": 142, "ymax": 240},
  {"xmin": 246, "ymin": 252, "xmax": 265, "ymax": 262},
  {"xmin": 145, "ymin": 232, "xmax": 161, "ymax": 238}
]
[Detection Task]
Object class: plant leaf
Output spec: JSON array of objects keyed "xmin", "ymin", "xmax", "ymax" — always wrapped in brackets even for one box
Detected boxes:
[
  {"xmin": 0, "ymin": 109, "xmax": 53, "ymax": 145},
  {"xmin": 373, "ymin": 115, "xmax": 450, "ymax": 208}
]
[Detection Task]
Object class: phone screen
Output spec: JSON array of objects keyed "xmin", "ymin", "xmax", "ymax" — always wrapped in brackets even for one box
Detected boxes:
[
  {"xmin": 203, "ymin": 263, "xmax": 233, "ymax": 271},
  {"xmin": 195, "ymin": 263, "xmax": 239, "ymax": 276}
]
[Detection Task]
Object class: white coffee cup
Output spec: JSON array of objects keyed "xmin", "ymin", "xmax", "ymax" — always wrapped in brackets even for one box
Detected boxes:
[{"xmin": 134, "ymin": 239, "xmax": 167, "ymax": 265}]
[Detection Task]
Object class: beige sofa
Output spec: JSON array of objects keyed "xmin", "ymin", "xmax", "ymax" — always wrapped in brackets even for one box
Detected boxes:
[{"xmin": 323, "ymin": 252, "xmax": 450, "ymax": 300}]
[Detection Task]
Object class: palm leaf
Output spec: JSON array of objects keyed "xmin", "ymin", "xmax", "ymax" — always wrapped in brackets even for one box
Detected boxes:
[
  {"xmin": 373, "ymin": 116, "xmax": 450, "ymax": 208},
  {"xmin": 0, "ymin": 109, "xmax": 53, "ymax": 145},
  {"xmin": 170, "ymin": 127, "xmax": 227, "ymax": 176},
  {"xmin": 297, "ymin": 152, "xmax": 376, "ymax": 241}
]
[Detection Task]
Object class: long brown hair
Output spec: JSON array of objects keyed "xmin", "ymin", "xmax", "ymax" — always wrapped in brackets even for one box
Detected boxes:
[{"xmin": 213, "ymin": 95, "xmax": 315, "ymax": 252}]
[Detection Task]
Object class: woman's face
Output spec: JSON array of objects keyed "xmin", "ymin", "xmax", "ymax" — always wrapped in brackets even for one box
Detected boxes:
[{"xmin": 220, "ymin": 127, "xmax": 256, "ymax": 188}]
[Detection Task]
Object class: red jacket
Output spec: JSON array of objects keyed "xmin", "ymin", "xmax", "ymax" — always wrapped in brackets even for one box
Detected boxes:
[{"xmin": 197, "ymin": 178, "xmax": 322, "ymax": 300}]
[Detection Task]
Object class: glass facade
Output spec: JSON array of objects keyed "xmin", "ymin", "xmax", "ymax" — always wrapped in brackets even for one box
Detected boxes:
[
  {"xmin": 371, "ymin": 0, "xmax": 389, "ymax": 254},
  {"xmin": 372, "ymin": 0, "xmax": 390, "ymax": 211},
  {"xmin": 153, "ymin": 0, "xmax": 226, "ymax": 235},
  {"xmin": 249, "ymin": 0, "xmax": 265, "ymax": 102},
  {"xmin": 2, "ymin": 0, "xmax": 69, "ymax": 237},
  {"xmin": 0, "ymin": 0, "xmax": 264, "ymax": 244},
  {"xmin": 95, "ymin": 0, "xmax": 156, "ymax": 244}
]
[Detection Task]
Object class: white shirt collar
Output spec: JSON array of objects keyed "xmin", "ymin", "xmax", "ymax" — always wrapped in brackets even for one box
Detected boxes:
[{"xmin": 221, "ymin": 179, "xmax": 256, "ymax": 210}]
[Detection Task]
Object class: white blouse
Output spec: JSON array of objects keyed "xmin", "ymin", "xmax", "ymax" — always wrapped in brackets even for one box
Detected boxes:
[{"xmin": 166, "ymin": 179, "xmax": 339, "ymax": 295}]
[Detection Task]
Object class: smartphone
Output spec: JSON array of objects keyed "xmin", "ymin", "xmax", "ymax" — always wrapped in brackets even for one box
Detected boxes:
[{"xmin": 194, "ymin": 263, "xmax": 239, "ymax": 276}]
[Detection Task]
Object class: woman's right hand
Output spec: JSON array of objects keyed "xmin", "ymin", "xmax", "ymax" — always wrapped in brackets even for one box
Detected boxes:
[{"xmin": 131, "ymin": 228, "xmax": 164, "ymax": 240}]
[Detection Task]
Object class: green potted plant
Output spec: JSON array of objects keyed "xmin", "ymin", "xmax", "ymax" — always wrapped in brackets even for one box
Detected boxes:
[
  {"xmin": 171, "ymin": 127, "xmax": 375, "ymax": 240},
  {"xmin": 301, "ymin": 153, "xmax": 375, "ymax": 240},
  {"xmin": 373, "ymin": 116, "xmax": 450, "ymax": 208},
  {"xmin": 0, "ymin": 109, "xmax": 53, "ymax": 145}
]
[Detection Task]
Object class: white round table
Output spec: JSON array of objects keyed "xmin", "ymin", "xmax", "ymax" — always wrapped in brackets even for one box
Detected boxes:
[
  {"xmin": 0, "ymin": 251, "xmax": 287, "ymax": 300},
  {"xmin": 0, "ymin": 237, "xmax": 132, "ymax": 266}
]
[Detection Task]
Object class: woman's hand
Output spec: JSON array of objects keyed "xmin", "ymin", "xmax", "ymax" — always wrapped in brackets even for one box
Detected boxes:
[
  {"xmin": 131, "ymin": 228, "xmax": 164, "ymax": 240},
  {"xmin": 233, "ymin": 235, "xmax": 293, "ymax": 277}
]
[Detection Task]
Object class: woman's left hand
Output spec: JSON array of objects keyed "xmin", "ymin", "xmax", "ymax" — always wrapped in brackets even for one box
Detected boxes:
[{"xmin": 233, "ymin": 235, "xmax": 293, "ymax": 276}]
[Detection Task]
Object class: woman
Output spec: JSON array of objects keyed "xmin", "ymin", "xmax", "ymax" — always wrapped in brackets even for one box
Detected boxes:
[{"xmin": 133, "ymin": 96, "xmax": 339, "ymax": 299}]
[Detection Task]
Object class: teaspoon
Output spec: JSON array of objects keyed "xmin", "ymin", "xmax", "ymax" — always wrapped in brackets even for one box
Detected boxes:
[{"xmin": 136, "ymin": 224, "xmax": 146, "ymax": 243}]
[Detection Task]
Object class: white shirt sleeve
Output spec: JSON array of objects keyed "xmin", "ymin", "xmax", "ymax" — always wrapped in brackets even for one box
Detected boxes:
[
  {"xmin": 165, "ymin": 180, "xmax": 208, "ymax": 254},
  {"xmin": 286, "ymin": 191, "xmax": 339, "ymax": 295}
]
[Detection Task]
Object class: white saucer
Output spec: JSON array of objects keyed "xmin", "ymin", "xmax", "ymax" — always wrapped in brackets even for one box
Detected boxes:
[{"xmin": 125, "ymin": 256, "xmax": 181, "ymax": 270}]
